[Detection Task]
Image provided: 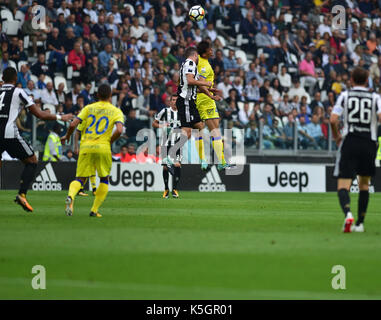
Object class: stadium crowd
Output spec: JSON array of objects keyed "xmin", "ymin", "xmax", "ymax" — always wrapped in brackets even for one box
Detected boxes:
[{"xmin": 2, "ymin": 0, "xmax": 381, "ymax": 161}]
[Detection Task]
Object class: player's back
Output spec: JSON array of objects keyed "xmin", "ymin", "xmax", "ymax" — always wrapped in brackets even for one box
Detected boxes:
[
  {"xmin": 77, "ymin": 100, "xmax": 124, "ymax": 153},
  {"xmin": 335, "ymin": 87, "xmax": 381, "ymax": 141}
]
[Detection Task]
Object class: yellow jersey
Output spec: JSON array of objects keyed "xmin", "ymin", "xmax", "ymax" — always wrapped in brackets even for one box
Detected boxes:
[
  {"xmin": 76, "ymin": 101, "xmax": 124, "ymax": 154},
  {"xmin": 197, "ymin": 55, "xmax": 214, "ymax": 105}
]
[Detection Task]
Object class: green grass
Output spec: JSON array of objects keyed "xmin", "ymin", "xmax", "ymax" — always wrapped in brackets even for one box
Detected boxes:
[{"xmin": 1, "ymin": 190, "xmax": 381, "ymax": 299}]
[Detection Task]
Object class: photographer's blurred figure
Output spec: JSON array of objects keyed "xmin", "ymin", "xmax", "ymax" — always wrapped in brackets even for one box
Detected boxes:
[{"xmin": 43, "ymin": 122, "xmax": 63, "ymax": 162}]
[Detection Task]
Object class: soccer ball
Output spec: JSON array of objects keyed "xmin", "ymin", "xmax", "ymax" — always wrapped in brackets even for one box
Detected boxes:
[{"xmin": 189, "ymin": 5, "xmax": 205, "ymax": 22}]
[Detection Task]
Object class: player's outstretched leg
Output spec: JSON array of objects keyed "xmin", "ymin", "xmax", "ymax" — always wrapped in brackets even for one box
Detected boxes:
[
  {"xmin": 162, "ymin": 166, "xmax": 169, "ymax": 199},
  {"xmin": 172, "ymin": 165, "xmax": 181, "ymax": 198},
  {"xmin": 89, "ymin": 177, "xmax": 109, "ymax": 218},
  {"xmin": 77, "ymin": 178, "xmax": 89, "ymax": 196},
  {"xmin": 337, "ymin": 179, "xmax": 354, "ymax": 232},
  {"xmin": 15, "ymin": 156, "xmax": 38, "ymax": 212},
  {"xmin": 352, "ymin": 176, "xmax": 370, "ymax": 232}
]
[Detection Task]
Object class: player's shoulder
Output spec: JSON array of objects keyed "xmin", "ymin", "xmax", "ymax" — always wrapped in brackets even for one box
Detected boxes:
[{"xmin": 184, "ymin": 59, "xmax": 195, "ymax": 67}]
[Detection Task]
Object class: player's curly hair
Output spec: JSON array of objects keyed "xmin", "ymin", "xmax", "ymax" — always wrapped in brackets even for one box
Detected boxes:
[{"xmin": 197, "ymin": 40, "xmax": 211, "ymax": 56}]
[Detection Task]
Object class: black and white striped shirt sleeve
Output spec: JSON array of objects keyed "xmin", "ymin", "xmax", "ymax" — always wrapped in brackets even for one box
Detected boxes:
[
  {"xmin": 155, "ymin": 108, "xmax": 166, "ymax": 122},
  {"xmin": 18, "ymin": 88, "xmax": 34, "ymax": 108}
]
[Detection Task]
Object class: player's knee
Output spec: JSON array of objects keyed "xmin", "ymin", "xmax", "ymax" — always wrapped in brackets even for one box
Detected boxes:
[
  {"xmin": 75, "ymin": 177, "xmax": 86, "ymax": 185},
  {"xmin": 24, "ymin": 155, "xmax": 38, "ymax": 165},
  {"xmin": 358, "ymin": 176, "xmax": 370, "ymax": 191},
  {"xmin": 100, "ymin": 176, "xmax": 109, "ymax": 184}
]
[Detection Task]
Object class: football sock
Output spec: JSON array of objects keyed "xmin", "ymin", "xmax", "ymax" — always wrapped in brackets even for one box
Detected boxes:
[
  {"xmin": 68, "ymin": 179, "xmax": 83, "ymax": 200},
  {"xmin": 163, "ymin": 168, "xmax": 169, "ymax": 190},
  {"xmin": 195, "ymin": 136, "xmax": 206, "ymax": 161},
  {"xmin": 91, "ymin": 178, "xmax": 109, "ymax": 213},
  {"xmin": 357, "ymin": 190, "xmax": 369, "ymax": 225},
  {"xmin": 90, "ymin": 175, "xmax": 97, "ymax": 191},
  {"xmin": 338, "ymin": 188, "xmax": 351, "ymax": 217},
  {"xmin": 212, "ymin": 136, "xmax": 226, "ymax": 164},
  {"xmin": 173, "ymin": 166, "xmax": 181, "ymax": 190},
  {"xmin": 19, "ymin": 162, "xmax": 37, "ymax": 195}
]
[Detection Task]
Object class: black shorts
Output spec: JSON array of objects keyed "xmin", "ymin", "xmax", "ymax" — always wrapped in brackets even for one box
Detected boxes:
[
  {"xmin": 334, "ymin": 135, "xmax": 377, "ymax": 179},
  {"xmin": 160, "ymin": 144, "xmax": 182, "ymax": 164},
  {"xmin": 176, "ymin": 96, "xmax": 201, "ymax": 128},
  {"xmin": 0, "ymin": 136, "xmax": 34, "ymax": 161}
]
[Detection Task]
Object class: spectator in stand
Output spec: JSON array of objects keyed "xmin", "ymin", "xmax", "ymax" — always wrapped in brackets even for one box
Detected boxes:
[
  {"xmin": 99, "ymin": 43, "xmax": 113, "ymax": 69},
  {"xmin": 223, "ymin": 49, "xmax": 239, "ymax": 75},
  {"xmin": 17, "ymin": 64, "xmax": 31, "ymax": 88},
  {"xmin": 306, "ymin": 113, "xmax": 325, "ymax": 149},
  {"xmin": 41, "ymin": 82, "xmax": 59, "ymax": 108},
  {"xmin": 31, "ymin": 53, "xmax": 50, "ymax": 78},
  {"xmin": 80, "ymin": 83, "xmax": 94, "ymax": 106},
  {"xmin": 25, "ymin": 80, "xmax": 41, "ymax": 102},
  {"xmin": 243, "ymin": 77, "xmax": 261, "ymax": 102},
  {"xmin": 114, "ymin": 144, "xmax": 137, "ymax": 163},
  {"xmin": 238, "ymin": 102, "xmax": 254, "ymax": 127},
  {"xmin": 299, "ymin": 51, "xmax": 318, "ymax": 96},
  {"xmin": 68, "ymin": 41, "xmax": 86, "ymax": 73},
  {"xmin": 56, "ymin": 83, "xmax": 67, "ymax": 105},
  {"xmin": 217, "ymin": 76, "xmax": 233, "ymax": 99}
]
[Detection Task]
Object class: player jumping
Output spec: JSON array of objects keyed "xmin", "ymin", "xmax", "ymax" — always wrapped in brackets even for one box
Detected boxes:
[
  {"xmin": 0, "ymin": 67, "xmax": 72, "ymax": 212},
  {"xmin": 330, "ymin": 67, "xmax": 381, "ymax": 232},
  {"xmin": 164, "ymin": 47, "xmax": 220, "ymax": 173},
  {"xmin": 61, "ymin": 84, "xmax": 124, "ymax": 218},
  {"xmin": 153, "ymin": 94, "xmax": 181, "ymax": 198},
  {"xmin": 196, "ymin": 40, "xmax": 230, "ymax": 171}
]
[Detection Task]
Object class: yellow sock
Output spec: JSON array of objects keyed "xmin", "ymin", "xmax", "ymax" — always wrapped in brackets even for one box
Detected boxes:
[
  {"xmin": 90, "ymin": 181, "xmax": 108, "ymax": 213},
  {"xmin": 90, "ymin": 175, "xmax": 97, "ymax": 190},
  {"xmin": 195, "ymin": 136, "xmax": 206, "ymax": 161},
  {"xmin": 212, "ymin": 137, "xmax": 226, "ymax": 164},
  {"xmin": 68, "ymin": 180, "xmax": 82, "ymax": 200}
]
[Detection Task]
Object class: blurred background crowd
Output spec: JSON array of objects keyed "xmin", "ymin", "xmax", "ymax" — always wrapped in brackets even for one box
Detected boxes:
[{"xmin": 1, "ymin": 0, "xmax": 381, "ymax": 162}]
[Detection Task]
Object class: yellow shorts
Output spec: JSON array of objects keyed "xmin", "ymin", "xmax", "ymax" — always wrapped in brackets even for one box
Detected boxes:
[
  {"xmin": 196, "ymin": 98, "xmax": 219, "ymax": 120},
  {"xmin": 76, "ymin": 152, "xmax": 112, "ymax": 178}
]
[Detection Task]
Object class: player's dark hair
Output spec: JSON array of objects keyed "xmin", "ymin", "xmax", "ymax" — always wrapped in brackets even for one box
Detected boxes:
[
  {"xmin": 351, "ymin": 67, "xmax": 368, "ymax": 86},
  {"xmin": 3, "ymin": 67, "xmax": 17, "ymax": 83},
  {"xmin": 98, "ymin": 83, "xmax": 112, "ymax": 100},
  {"xmin": 197, "ymin": 40, "xmax": 211, "ymax": 56},
  {"xmin": 184, "ymin": 47, "xmax": 197, "ymax": 59}
]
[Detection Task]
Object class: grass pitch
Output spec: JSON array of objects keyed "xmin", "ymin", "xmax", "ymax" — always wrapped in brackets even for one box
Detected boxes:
[{"xmin": 1, "ymin": 190, "xmax": 381, "ymax": 299}]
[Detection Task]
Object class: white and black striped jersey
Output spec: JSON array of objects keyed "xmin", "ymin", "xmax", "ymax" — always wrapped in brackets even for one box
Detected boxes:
[
  {"xmin": 332, "ymin": 86, "xmax": 381, "ymax": 141},
  {"xmin": 155, "ymin": 106, "xmax": 181, "ymax": 146},
  {"xmin": 177, "ymin": 58, "xmax": 198, "ymax": 100},
  {"xmin": 0, "ymin": 84, "xmax": 34, "ymax": 139}
]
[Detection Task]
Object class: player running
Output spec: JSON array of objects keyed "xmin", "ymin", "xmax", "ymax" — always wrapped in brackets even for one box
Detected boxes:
[
  {"xmin": 330, "ymin": 67, "xmax": 381, "ymax": 233},
  {"xmin": 0, "ymin": 67, "xmax": 72, "ymax": 212},
  {"xmin": 153, "ymin": 94, "xmax": 182, "ymax": 199},
  {"xmin": 61, "ymin": 84, "xmax": 124, "ymax": 218},
  {"xmin": 196, "ymin": 40, "xmax": 229, "ymax": 171},
  {"xmin": 165, "ymin": 46, "xmax": 219, "ymax": 173}
]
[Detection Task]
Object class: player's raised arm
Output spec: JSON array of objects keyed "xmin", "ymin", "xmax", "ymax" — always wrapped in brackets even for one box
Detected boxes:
[{"xmin": 29, "ymin": 104, "xmax": 73, "ymax": 122}]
